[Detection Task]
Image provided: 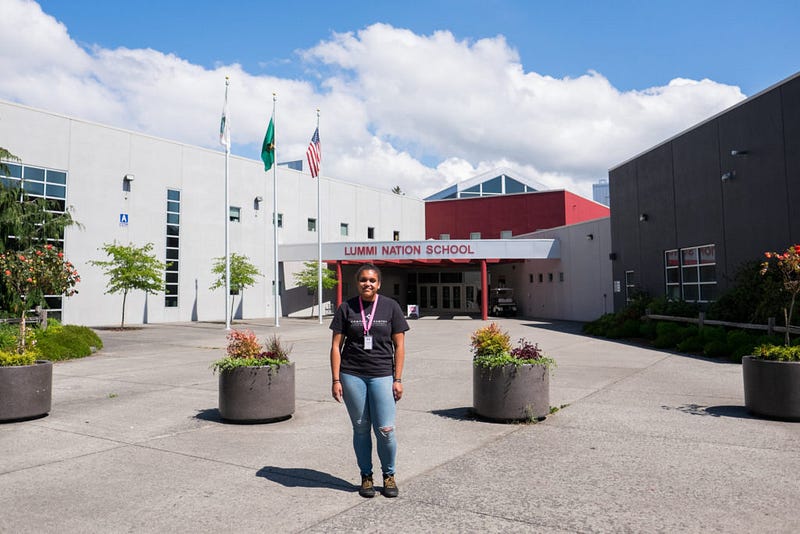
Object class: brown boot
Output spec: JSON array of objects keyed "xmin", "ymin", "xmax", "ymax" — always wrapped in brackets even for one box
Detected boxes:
[
  {"xmin": 359, "ymin": 474, "xmax": 376, "ymax": 498},
  {"xmin": 382, "ymin": 473, "xmax": 398, "ymax": 498}
]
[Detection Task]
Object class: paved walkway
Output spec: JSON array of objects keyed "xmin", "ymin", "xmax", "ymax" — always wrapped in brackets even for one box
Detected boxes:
[{"xmin": 1, "ymin": 317, "xmax": 799, "ymax": 533}]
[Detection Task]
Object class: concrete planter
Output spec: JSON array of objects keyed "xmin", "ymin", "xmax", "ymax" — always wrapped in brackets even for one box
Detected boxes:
[
  {"xmin": 0, "ymin": 360, "xmax": 53, "ymax": 423},
  {"xmin": 473, "ymin": 363, "xmax": 549, "ymax": 422},
  {"xmin": 218, "ymin": 362, "xmax": 295, "ymax": 423},
  {"xmin": 742, "ymin": 356, "xmax": 800, "ymax": 421}
]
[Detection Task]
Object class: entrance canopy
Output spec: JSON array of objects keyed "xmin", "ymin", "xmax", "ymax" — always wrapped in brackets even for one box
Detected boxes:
[
  {"xmin": 280, "ymin": 239, "xmax": 559, "ymax": 320},
  {"xmin": 280, "ymin": 239, "xmax": 560, "ymax": 263}
]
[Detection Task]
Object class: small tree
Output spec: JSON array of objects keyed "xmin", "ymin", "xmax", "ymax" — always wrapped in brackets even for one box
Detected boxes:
[
  {"xmin": 89, "ymin": 243, "xmax": 165, "ymax": 328},
  {"xmin": 761, "ymin": 244, "xmax": 800, "ymax": 346},
  {"xmin": 0, "ymin": 244, "xmax": 80, "ymax": 353},
  {"xmin": 210, "ymin": 253, "xmax": 262, "ymax": 321},
  {"xmin": 293, "ymin": 261, "xmax": 338, "ymax": 318}
]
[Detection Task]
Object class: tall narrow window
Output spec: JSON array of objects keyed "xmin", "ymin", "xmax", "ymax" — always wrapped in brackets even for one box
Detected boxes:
[
  {"xmin": 165, "ymin": 189, "xmax": 181, "ymax": 307},
  {"xmin": 308, "ymin": 218, "xmax": 317, "ymax": 232},
  {"xmin": 229, "ymin": 206, "xmax": 241, "ymax": 222},
  {"xmin": 367, "ymin": 227, "xmax": 375, "ymax": 239},
  {"xmin": 393, "ymin": 230, "xmax": 400, "ymax": 241},
  {"xmin": 340, "ymin": 223, "xmax": 349, "ymax": 236}
]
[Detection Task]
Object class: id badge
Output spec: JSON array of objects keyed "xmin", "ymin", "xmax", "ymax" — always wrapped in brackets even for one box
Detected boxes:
[{"xmin": 363, "ymin": 335, "xmax": 373, "ymax": 350}]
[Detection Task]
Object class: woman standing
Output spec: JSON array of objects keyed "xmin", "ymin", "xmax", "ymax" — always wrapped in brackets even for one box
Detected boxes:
[{"xmin": 330, "ymin": 263, "xmax": 409, "ymax": 498}]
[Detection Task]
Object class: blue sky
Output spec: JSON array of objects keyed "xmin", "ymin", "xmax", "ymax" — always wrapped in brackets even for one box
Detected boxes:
[
  {"xmin": 4, "ymin": 0, "xmax": 800, "ymax": 197},
  {"xmin": 38, "ymin": 0, "xmax": 799, "ymax": 94}
]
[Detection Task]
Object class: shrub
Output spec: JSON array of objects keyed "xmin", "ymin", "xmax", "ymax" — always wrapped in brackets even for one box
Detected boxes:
[
  {"xmin": 653, "ymin": 322, "xmax": 690, "ymax": 349},
  {"xmin": 754, "ymin": 344, "xmax": 800, "ymax": 362},
  {"xmin": 34, "ymin": 324, "xmax": 103, "ymax": 362},
  {"xmin": 0, "ymin": 349, "xmax": 37, "ymax": 366},
  {"xmin": 638, "ymin": 321, "xmax": 658, "ymax": 340},
  {"xmin": 677, "ymin": 335, "xmax": 705, "ymax": 353},
  {"xmin": 212, "ymin": 329, "xmax": 293, "ymax": 373},
  {"xmin": 471, "ymin": 323, "xmax": 554, "ymax": 370},
  {"xmin": 703, "ymin": 340, "xmax": 730, "ymax": 359},
  {"xmin": 470, "ymin": 322, "xmax": 511, "ymax": 358},
  {"xmin": 647, "ymin": 296, "xmax": 703, "ymax": 318}
]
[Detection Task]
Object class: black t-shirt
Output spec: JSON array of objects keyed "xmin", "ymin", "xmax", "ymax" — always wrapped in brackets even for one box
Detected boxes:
[{"xmin": 329, "ymin": 294, "xmax": 410, "ymax": 378}]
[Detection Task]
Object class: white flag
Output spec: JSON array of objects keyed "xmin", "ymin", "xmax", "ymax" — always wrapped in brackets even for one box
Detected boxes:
[{"xmin": 219, "ymin": 83, "xmax": 230, "ymax": 147}]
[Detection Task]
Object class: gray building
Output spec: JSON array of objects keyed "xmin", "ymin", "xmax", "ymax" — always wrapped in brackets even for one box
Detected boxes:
[{"xmin": 608, "ymin": 71, "xmax": 800, "ymax": 311}]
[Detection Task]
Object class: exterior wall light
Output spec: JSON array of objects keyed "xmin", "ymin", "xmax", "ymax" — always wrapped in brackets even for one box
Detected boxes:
[
  {"xmin": 586, "ymin": 233, "xmax": 594, "ymax": 240},
  {"xmin": 721, "ymin": 171, "xmax": 734, "ymax": 182},
  {"xmin": 730, "ymin": 150, "xmax": 748, "ymax": 156},
  {"xmin": 639, "ymin": 213, "xmax": 648, "ymax": 222}
]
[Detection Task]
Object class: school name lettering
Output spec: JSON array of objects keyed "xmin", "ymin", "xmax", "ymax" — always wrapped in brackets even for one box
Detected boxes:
[{"xmin": 343, "ymin": 244, "xmax": 476, "ymax": 258}]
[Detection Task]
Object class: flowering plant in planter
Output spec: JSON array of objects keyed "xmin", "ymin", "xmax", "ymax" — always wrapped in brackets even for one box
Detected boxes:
[
  {"xmin": 211, "ymin": 329, "xmax": 292, "ymax": 373},
  {"xmin": 760, "ymin": 244, "xmax": 800, "ymax": 351},
  {"xmin": 470, "ymin": 322, "xmax": 554, "ymax": 369},
  {"xmin": 0, "ymin": 244, "xmax": 80, "ymax": 363}
]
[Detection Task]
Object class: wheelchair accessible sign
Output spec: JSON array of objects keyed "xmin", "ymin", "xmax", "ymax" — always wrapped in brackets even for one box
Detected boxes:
[{"xmin": 119, "ymin": 213, "xmax": 129, "ymax": 226}]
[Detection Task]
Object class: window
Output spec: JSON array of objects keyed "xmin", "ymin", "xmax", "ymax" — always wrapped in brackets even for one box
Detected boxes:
[
  {"xmin": 340, "ymin": 223, "xmax": 349, "ymax": 236},
  {"xmin": 529, "ymin": 274, "xmax": 533, "ymax": 283},
  {"xmin": 393, "ymin": 231, "xmax": 400, "ymax": 241},
  {"xmin": 538, "ymin": 273, "xmax": 543, "ymax": 283},
  {"xmin": 308, "ymin": 218, "xmax": 317, "ymax": 232},
  {"xmin": 273, "ymin": 212, "xmax": 283, "ymax": 228},
  {"xmin": 500, "ymin": 230, "xmax": 512, "ymax": 239},
  {"xmin": 559, "ymin": 272, "xmax": 565, "ymax": 282},
  {"xmin": 439, "ymin": 234, "xmax": 450, "ymax": 240},
  {"xmin": 665, "ymin": 245, "xmax": 717, "ymax": 302},
  {"xmin": 625, "ymin": 270, "xmax": 636, "ymax": 304},
  {"xmin": 470, "ymin": 232, "xmax": 481, "ymax": 240},
  {"xmin": 367, "ymin": 227, "xmax": 375, "ymax": 239},
  {"xmin": 548, "ymin": 273, "xmax": 553, "ymax": 282},
  {"xmin": 165, "ymin": 189, "xmax": 181, "ymax": 307},
  {"xmin": 229, "ymin": 206, "xmax": 241, "ymax": 222},
  {"xmin": 1, "ymin": 162, "xmax": 69, "ymax": 318}
]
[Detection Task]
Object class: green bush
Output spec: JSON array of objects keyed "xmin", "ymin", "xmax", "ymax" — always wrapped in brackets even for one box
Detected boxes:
[
  {"xmin": 653, "ymin": 322, "xmax": 691, "ymax": 349},
  {"xmin": 638, "ymin": 320, "xmax": 658, "ymax": 340},
  {"xmin": 703, "ymin": 340, "xmax": 730, "ymax": 358},
  {"xmin": 754, "ymin": 344, "xmax": 800, "ymax": 362},
  {"xmin": 0, "ymin": 323, "xmax": 18, "ymax": 351},
  {"xmin": 647, "ymin": 296, "xmax": 703, "ymax": 318},
  {"xmin": 676, "ymin": 334, "xmax": 705, "ymax": 353},
  {"xmin": 34, "ymin": 324, "xmax": 103, "ymax": 362},
  {"xmin": 0, "ymin": 349, "xmax": 37, "ymax": 366}
]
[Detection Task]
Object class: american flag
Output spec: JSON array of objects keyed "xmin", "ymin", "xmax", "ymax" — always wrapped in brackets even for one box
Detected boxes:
[{"xmin": 306, "ymin": 127, "xmax": 321, "ymax": 178}]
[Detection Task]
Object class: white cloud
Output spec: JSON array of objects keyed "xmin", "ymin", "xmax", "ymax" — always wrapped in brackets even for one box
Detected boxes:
[{"xmin": 0, "ymin": 1, "xmax": 746, "ymax": 199}]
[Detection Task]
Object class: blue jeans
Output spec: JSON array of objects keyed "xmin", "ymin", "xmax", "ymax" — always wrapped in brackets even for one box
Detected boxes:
[{"xmin": 340, "ymin": 372, "xmax": 397, "ymax": 476}]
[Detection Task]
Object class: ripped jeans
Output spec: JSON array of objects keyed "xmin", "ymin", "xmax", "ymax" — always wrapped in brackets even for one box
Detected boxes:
[{"xmin": 340, "ymin": 372, "xmax": 397, "ymax": 476}]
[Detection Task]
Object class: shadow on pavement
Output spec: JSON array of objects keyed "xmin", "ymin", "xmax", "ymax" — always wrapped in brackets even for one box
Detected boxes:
[
  {"xmin": 430, "ymin": 406, "xmax": 478, "ymax": 421},
  {"xmin": 256, "ymin": 466, "xmax": 356, "ymax": 492},
  {"xmin": 660, "ymin": 403, "xmax": 754, "ymax": 419}
]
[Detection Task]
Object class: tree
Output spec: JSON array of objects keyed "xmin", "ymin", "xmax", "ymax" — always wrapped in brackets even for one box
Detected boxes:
[
  {"xmin": 0, "ymin": 184, "xmax": 78, "ymax": 253},
  {"xmin": 210, "ymin": 253, "xmax": 262, "ymax": 322},
  {"xmin": 761, "ymin": 244, "xmax": 800, "ymax": 346},
  {"xmin": 0, "ymin": 244, "xmax": 80, "ymax": 353},
  {"xmin": 1, "ymin": 147, "xmax": 20, "ymax": 176},
  {"xmin": 293, "ymin": 261, "xmax": 338, "ymax": 318},
  {"xmin": 89, "ymin": 243, "xmax": 165, "ymax": 328}
]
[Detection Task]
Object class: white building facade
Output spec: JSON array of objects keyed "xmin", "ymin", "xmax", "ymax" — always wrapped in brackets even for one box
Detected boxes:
[{"xmin": 0, "ymin": 100, "xmax": 425, "ymax": 326}]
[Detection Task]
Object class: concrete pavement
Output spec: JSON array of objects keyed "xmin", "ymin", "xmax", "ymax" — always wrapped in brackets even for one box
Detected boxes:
[{"xmin": 1, "ymin": 316, "xmax": 799, "ymax": 533}]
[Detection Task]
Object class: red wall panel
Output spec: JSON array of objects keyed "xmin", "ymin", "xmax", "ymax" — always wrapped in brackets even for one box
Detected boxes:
[{"xmin": 425, "ymin": 191, "xmax": 609, "ymax": 239}]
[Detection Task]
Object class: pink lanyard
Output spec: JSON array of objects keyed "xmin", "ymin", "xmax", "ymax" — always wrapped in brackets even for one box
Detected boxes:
[{"xmin": 359, "ymin": 294, "xmax": 379, "ymax": 335}]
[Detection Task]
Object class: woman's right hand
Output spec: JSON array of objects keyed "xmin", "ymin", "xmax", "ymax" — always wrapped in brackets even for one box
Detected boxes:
[{"xmin": 332, "ymin": 381, "xmax": 343, "ymax": 403}]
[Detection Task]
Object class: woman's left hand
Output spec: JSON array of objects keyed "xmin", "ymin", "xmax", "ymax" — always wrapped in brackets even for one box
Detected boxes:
[{"xmin": 393, "ymin": 381, "xmax": 403, "ymax": 402}]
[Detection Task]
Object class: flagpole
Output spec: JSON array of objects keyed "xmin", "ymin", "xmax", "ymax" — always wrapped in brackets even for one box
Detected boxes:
[
  {"xmin": 223, "ymin": 77, "xmax": 231, "ymax": 331},
  {"xmin": 272, "ymin": 93, "xmax": 280, "ymax": 328},
  {"xmin": 316, "ymin": 109, "xmax": 323, "ymax": 324}
]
